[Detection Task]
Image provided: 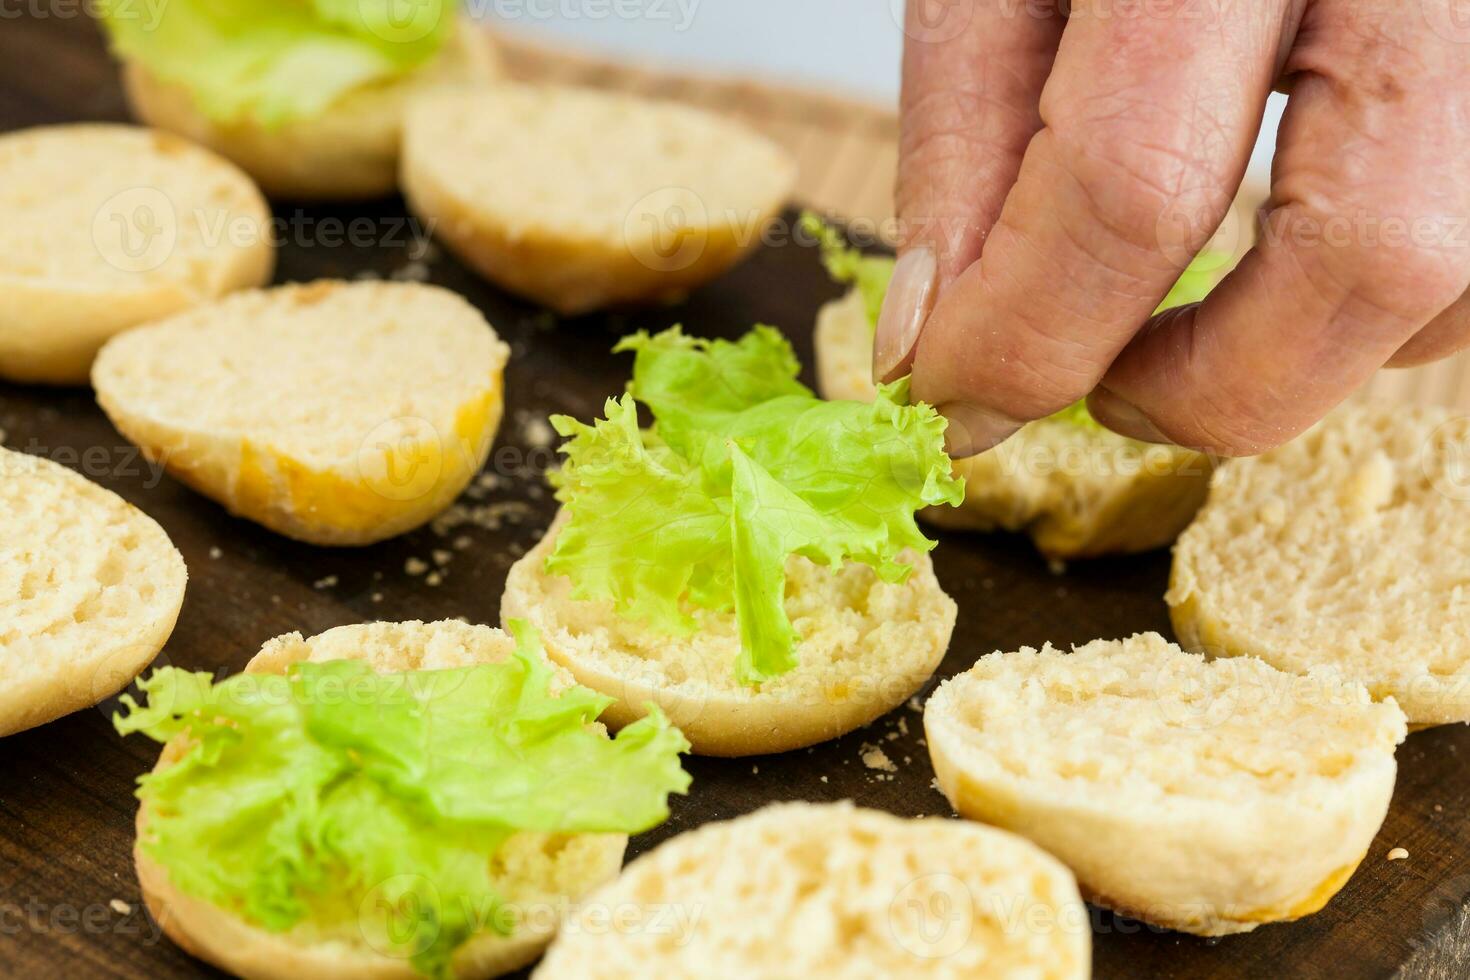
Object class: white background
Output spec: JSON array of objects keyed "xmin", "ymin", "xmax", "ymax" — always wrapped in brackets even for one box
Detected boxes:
[{"xmin": 478, "ymin": 0, "xmax": 1284, "ymax": 187}]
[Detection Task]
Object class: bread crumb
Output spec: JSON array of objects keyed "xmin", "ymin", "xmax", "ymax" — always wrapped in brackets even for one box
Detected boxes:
[
  {"xmin": 431, "ymin": 500, "xmax": 534, "ymax": 536},
  {"xmin": 371, "ymin": 592, "xmax": 383, "ymax": 603},
  {"xmin": 751, "ymin": 765, "xmax": 759, "ymax": 774},
  {"xmin": 208, "ymin": 546, "xmax": 222, "ymax": 560},
  {"xmin": 432, "ymin": 549, "xmax": 453, "ymax": 567},
  {"xmin": 313, "ymin": 575, "xmax": 338, "ymax": 590},
  {"xmin": 453, "ymin": 535, "xmax": 473, "ymax": 551},
  {"xmin": 523, "ymin": 415, "xmax": 556, "ymax": 450},
  {"xmin": 405, "ymin": 557, "xmax": 429, "ymax": 576},
  {"xmin": 109, "ymin": 899, "xmax": 131, "ymax": 915},
  {"xmin": 390, "ymin": 260, "xmax": 431, "ymax": 283},
  {"xmin": 1435, "ymin": 804, "xmax": 1444, "ymax": 813},
  {"xmin": 1387, "ymin": 847, "xmax": 1409, "ymax": 861},
  {"xmin": 819, "ymin": 775, "xmax": 828, "ymax": 783},
  {"xmin": 860, "ymin": 743, "xmax": 897, "ymax": 773},
  {"xmin": 1047, "ymin": 558, "xmax": 1067, "ymax": 575},
  {"xmin": 0, "ymin": 427, "xmax": 8, "ymax": 445},
  {"xmin": 426, "ymin": 571, "xmax": 444, "ymax": 587}
]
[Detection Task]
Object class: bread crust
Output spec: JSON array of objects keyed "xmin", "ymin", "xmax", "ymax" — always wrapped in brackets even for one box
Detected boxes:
[
  {"xmin": 814, "ymin": 286, "xmax": 1211, "ymax": 558},
  {"xmin": 924, "ymin": 633, "xmax": 1407, "ymax": 936},
  {"xmin": 502, "ymin": 512, "xmax": 955, "ymax": 757},
  {"xmin": 0, "ymin": 124, "xmax": 273, "ymax": 384},
  {"xmin": 0, "ymin": 449, "xmax": 187, "ymax": 736},
  {"xmin": 122, "ymin": 22, "xmax": 501, "ymax": 201},
  {"xmin": 92, "ymin": 280, "xmax": 509, "ymax": 546},
  {"xmin": 401, "ymin": 85, "xmax": 796, "ymax": 314},
  {"xmin": 135, "ymin": 620, "xmax": 627, "ymax": 980}
]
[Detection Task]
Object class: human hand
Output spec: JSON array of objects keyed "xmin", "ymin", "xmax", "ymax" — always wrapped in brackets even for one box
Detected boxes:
[{"xmin": 880, "ymin": 0, "xmax": 1470, "ymax": 457}]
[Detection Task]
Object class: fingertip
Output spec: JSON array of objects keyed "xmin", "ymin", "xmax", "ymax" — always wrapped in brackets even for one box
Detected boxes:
[
  {"xmin": 1087, "ymin": 388, "xmax": 1173, "ymax": 446},
  {"xmin": 938, "ymin": 402, "xmax": 1024, "ymax": 458},
  {"xmin": 873, "ymin": 246, "xmax": 937, "ymax": 384}
]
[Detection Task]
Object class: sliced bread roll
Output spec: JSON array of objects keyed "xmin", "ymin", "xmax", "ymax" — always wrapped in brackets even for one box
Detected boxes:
[
  {"xmin": 1170, "ymin": 403, "xmax": 1470, "ymax": 725},
  {"xmin": 502, "ymin": 512, "xmax": 956, "ymax": 756},
  {"xmin": 402, "ymin": 85, "xmax": 797, "ymax": 314},
  {"xmin": 0, "ymin": 448, "xmax": 186, "ymax": 736},
  {"xmin": 136, "ymin": 620, "xmax": 627, "ymax": 980},
  {"xmin": 814, "ymin": 281, "xmax": 1211, "ymax": 558},
  {"xmin": 925, "ymin": 632, "xmax": 1408, "ymax": 936},
  {"xmin": 122, "ymin": 21, "xmax": 500, "ymax": 200},
  {"xmin": 534, "ymin": 801, "xmax": 1090, "ymax": 980},
  {"xmin": 92, "ymin": 280, "xmax": 509, "ymax": 546},
  {"xmin": 0, "ymin": 124, "xmax": 273, "ymax": 384}
]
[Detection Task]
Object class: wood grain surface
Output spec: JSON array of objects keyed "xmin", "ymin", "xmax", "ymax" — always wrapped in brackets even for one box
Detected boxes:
[{"xmin": 0, "ymin": 15, "xmax": 1467, "ymax": 980}]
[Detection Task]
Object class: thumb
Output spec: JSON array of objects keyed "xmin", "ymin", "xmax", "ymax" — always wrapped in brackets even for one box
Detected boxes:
[{"xmin": 875, "ymin": 0, "xmax": 1062, "ymax": 384}]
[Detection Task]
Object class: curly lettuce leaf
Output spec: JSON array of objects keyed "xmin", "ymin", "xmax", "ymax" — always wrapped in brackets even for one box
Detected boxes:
[
  {"xmin": 114, "ymin": 621, "xmax": 690, "ymax": 978},
  {"xmin": 548, "ymin": 326, "xmax": 963, "ymax": 685},
  {"xmin": 801, "ymin": 212, "xmax": 895, "ymax": 327},
  {"xmin": 95, "ymin": 0, "xmax": 453, "ymax": 126}
]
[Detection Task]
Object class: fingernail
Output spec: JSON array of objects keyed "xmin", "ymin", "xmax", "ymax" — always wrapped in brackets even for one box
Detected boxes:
[
  {"xmin": 872, "ymin": 246, "xmax": 937, "ymax": 384},
  {"xmin": 938, "ymin": 402, "xmax": 1023, "ymax": 458},
  {"xmin": 1087, "ymin": 388, "xmax": 1171, "ymax": 444}
]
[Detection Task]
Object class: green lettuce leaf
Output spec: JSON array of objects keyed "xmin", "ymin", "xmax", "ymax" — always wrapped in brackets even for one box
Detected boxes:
[
  {"xmin": 801, "ymin": 212, "xmax": 895, "ymax": 327},
  {"xmin": 114, "ymin": 621, "xmax": 690, "ymax": 978},
  {"xmin": 95, "ymin": 0, "xmax": 453, "ymax": 126},
  {"xmin": 547, "ymin": 326, "xmax": 964, "ymax": 685}
]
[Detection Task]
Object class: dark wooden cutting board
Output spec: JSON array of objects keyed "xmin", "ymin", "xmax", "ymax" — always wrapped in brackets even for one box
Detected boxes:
[{"xmin": 1, "ymin": 15, "xmax": 1466, "ymax": 980}]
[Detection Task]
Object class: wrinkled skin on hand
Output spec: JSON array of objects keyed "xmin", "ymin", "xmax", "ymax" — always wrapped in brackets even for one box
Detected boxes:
[{"xmin": 884, "ymin": 0, "xmax": 1470, "ymax": 457}]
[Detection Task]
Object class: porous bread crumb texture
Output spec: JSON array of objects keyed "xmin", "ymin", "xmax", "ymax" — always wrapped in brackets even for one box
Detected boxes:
[
  {"xmin": 0, "ymin": 124, "xmax": 266, "ymax": 289},
  {"xmin": 929, "ymin": 633, "xmax": 1406, "ymax": 807},
  {"xmin": 534, "ymin": 802, "xmax": 1090, "ymax": 980},
  {"xmin": 814, "ymin": 289, "xmax": 1211, "ymax": 557},
  {"xmin": 1170, "ymin": 403, "xmax": 1470, "ymax": 724},
  {"xmin": 92, "ymin": 281, "xmax": 509, "ymax": 545},
  {"xmin": 407, "ymin": 85, "xmax": 793, "ymax": 240},
  {"xmin": 926, "ymin": 632, "xmax": 1406, "ymax": 935},
  {"xmin": 139, "ymin": 620, "xmax": 625, "ymax": 980},
  {"xmin": 0, "ymin": 124, "xmax": 273, "ymax": 383},
  {"xmin": 504, "ymin": 512, "xmax": 956, "ymax": 755},
  {"xmin": 123, "ymin": 20, "xmax": 500, "ymax": 200},
  {"xmin": 401, "ymin": 85, "xmax": 797, "ymax": 314},
  {"xmin": 0, "ymin": 448, "xmax": 186, "ymax": 736}
]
